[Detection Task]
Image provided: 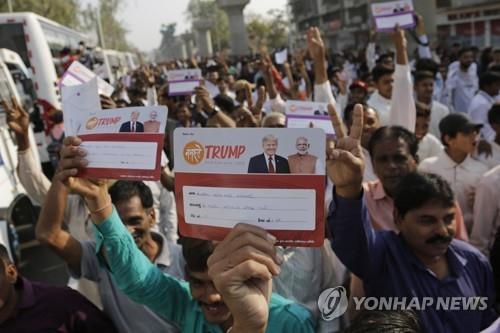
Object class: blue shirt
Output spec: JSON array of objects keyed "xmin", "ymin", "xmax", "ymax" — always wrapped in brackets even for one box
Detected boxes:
[
  {"xmin": 94, "ymin": 207, "xmax": 315, "ymax": 333},
  {"xmin": 327, "ymin": 193, "xmax": 498, "ymax": 333}
]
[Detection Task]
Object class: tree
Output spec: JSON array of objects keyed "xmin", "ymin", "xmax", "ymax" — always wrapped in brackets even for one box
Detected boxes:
[
  {"xmin": 0, "ymin": 0, "xmax": 80, "ymax": 28},
  {"xmin": 81, "ymin": 0, "xmax": 131, "ymax": 51},
  {"xmin": 246, "ymin": 9, "xmax": 289, "ymax": 52},
  {"xmin": 186, "ymin": 0, "xmax": 229, "ymax": 52}
]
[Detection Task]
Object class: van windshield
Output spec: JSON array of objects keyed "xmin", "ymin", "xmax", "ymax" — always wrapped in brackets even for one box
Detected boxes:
[{"xmin": 0, "ymin": 23, "xmax": 30, "ymax": 67}]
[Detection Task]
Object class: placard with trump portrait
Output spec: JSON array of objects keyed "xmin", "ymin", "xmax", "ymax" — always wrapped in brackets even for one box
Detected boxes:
[
  {"xmin": 174, "ymin": 128, "xmax": 326, "ymax": 247},
  {"xmin": 61, "ymin": 73, "xmax": 169, "ymax": 181}
]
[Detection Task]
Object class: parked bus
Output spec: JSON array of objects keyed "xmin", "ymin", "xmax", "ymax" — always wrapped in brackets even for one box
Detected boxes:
[{"xmin": 0, "ymin": 12, "xmax": 92, "ymax": 162}]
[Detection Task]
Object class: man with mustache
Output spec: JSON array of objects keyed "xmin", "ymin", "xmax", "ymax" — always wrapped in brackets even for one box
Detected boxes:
[
  {"xmin": 36, "ymin": 180, "xmax": 184, "ymax": 333},
  {"xmin": 326, "ymin": 103, "xmax": 498, "ymax": 332}
]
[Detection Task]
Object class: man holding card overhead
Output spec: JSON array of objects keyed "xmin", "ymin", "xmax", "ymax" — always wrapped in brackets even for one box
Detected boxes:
[{"xmin": 248, "ymin": 135, "xmax": 290, "ymax": 174}]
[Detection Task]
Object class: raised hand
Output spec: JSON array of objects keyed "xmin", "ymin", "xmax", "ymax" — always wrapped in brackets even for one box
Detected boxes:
[
  {"xmin": 327, "ymin": 103, "xmax": 365, "ymax": 199},
  {"xmin": 306, "ymin": 27, "xmax": 325, "ymax": 63},
  {"xmin": 391, "ymin": 24, "xmax": 408, "ymax": 66},
  {"xmin": 415, "ymin": 13, "xmax": 426, "ymax": 37},
  {"xmin": 56, "ymin": 136, "xmax": 110, "ymax": 215},
  {"xmin": 194, "ymin": 86, "xmax": 215, "ymax": 112},
  {"xmin": 306, "ymin": 27, "xmax": 327, "ymax": 84},
  {"xmin": 4, "ymin": 97, "xmax": 29, "ymax": 136},
  {"xmin": 207, "ymin": 224, "xmax": 281, "ymax": 333}
]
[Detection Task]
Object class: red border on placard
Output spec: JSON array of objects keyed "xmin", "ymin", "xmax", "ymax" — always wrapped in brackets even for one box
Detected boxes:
[
  {"xmin": 77, "ymin": 133, "xmax": 164, "ymax": 180},
  {"xmin": 175, "ymin": 172, "xmax": 325, "ymax": 247}
]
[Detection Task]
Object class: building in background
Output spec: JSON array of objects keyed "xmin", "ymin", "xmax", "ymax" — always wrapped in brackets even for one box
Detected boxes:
[
  {"xmin": 436, "ymin": 0, "xmax": 500, "ymax": 47},
  {"xmin": 288, "ymin": 0, "xmax": 371, "ymax": 51}
]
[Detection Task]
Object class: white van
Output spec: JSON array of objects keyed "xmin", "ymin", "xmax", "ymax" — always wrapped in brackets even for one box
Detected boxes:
[{"xmin": 0, "ymin": 12, "xmax": 91, "ymax": 162}]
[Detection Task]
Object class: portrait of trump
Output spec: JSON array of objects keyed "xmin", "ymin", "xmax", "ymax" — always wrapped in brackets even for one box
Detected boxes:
[{"xmin": 247, "ymin": 134, "xmax": 290, "ymax": 173}]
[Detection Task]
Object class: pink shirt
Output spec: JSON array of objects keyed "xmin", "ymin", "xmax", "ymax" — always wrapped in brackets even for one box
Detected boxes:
[{"xmin": 363, "ymin": 180, "xmax": 469, "ymax": 241}]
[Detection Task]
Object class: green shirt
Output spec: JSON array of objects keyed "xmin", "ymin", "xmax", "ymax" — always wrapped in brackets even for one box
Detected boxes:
[{"xmin": 94, "ymin": 207, "xmax": 316, "ymax": 333}]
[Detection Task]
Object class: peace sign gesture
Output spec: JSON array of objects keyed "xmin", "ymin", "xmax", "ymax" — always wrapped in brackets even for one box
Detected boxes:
[{"xmin": 327, "ymin": 103, "xmax": 365, "ymax": 199}]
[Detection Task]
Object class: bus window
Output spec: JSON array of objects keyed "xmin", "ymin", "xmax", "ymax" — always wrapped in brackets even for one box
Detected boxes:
[{"xmin": 0, "ymin": 24, "xmax": 30, "ymax": 68}]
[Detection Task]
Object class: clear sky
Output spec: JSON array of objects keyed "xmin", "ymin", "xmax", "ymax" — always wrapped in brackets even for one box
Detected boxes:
[{"xmin": 82, "ymin": 0, "xmax": 288, "ymax": 52}]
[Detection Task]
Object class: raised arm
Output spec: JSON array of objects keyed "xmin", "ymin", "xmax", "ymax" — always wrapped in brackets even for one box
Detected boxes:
[
  {"xmin": 415, "ymin": 14, "xmax": 432, "ymax": 60},
  {"xmin": 56, "ymin": 136, "xmax": 191, "ymax": 325},
  {"xmin": 326, "ymin": 103, "xmax": 384, "ymax": 279},
  {"xmin": 366, "ymin": 30, "xmax": 377, "ymax": 72},
  {"xmin": 35, "ymin": 177, "xmax": 82, "ymax": 273},
  {"xmin": 389, "ymin": 26, "xmax": 416, "ymax": 132},
  {"xmin": 307, "ymin": 27, "xmax": 337, "ymax": 107},
  {"xmin": 195, "ymin": 86, "xmax": 236, "ymax": 128},
  {"xmin": 4, "ymin": 98, "xmax": 51, "ymax": 205}
]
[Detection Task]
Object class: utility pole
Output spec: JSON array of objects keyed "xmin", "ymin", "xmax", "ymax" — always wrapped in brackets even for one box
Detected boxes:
[
  {"xmin": 96, "ymin": 7, "xmax": 114, "ymax": 84},
  {"xmin": 7, "ymin": 0, "xmax": 13, "ymax": 12}
]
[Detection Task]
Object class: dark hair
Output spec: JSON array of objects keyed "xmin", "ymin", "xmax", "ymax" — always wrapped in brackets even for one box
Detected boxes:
[
  {"xmin": 479, "ymin": 71, "xmax": 500, "ymax": 91},
  {"xmin": 394, "ymin": 172, "xmax": 454, "ymax": 218},
  {"xmin": 346, "ymin": 309, "xmax": 422, "ymax": 333},
  {"xmin": 414, "ymin": 70, "xmax": 435, "ymax": 85},
  {"xmin": 372, "ymin": 65, "xmax": 394, "ymax": 83},
  {"xmin": 343, "ymin": 103, "xmax": 369, "ymax": 125},
  {"xmin": 214, "ymin": 94, "xmax": 236, "ymax": 113},
  {"xmin": 180, "ymin": 237, "xmax": 215, "ymax": 272},
  {"xmin": 458, "ymin": 47, "xmax": 474, "ymax": 58},
  {"xmin": 0, "ymin": 244, "xmax": 12, "ymax": 275},
  {"xmin": 50, "ymin": 110, "xmax": 64, "ymax": 124},
  {"xmin": 108, "ymin": 181, "xmax": 153, "ymax": 209},
  {"xmin": 415, "ymin": 58, "xmax": 439, "ymax": 76},
  {"xmin": 0, "ymin": 244, "xmax": 11, "ymax": 264},
  {"xmin": 368, "ymin": 126, "xmax": 419, "ymax": 159},
  {"xmin": 488, "ymin": 104, "xmax": 500, "ymax": 125},
  {"xmin": 376, "ymin": 53, "xmax": 394, "ymax": 65}
]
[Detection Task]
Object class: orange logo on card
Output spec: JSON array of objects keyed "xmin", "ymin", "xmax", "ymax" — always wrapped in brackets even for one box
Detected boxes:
[
  {"xmin": 183, "ymin": 141, "xmax": 205, "ymax": 165},
  {"xmin": 85, "ymin": 116, "xmax": 98, "ymax": 130}
]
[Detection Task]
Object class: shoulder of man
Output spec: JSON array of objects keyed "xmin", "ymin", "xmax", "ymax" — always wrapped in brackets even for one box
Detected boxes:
[
  {"xmin": 268, "ymin": 293, "xmax": 315, "ymax": 330},
  {"xmin": 449, "ymin": 239, "xmax": 491, "ymax": 269}
]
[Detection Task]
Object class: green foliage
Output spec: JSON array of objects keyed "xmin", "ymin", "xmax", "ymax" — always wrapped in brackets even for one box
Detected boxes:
[
  {"xmin": 247, "ymin": 9, "xmax": 289, "ymax": 52},
  {"xmin": 0, "ymin": 0, "xmax": 81, "ymax": 28},
  {"xmin": 81, "ymin": 0, "xmax": 130, "ymax": 51},
  {"xmin": 186, "ymin": 0, "xmax": 229, "ymax": 52}
]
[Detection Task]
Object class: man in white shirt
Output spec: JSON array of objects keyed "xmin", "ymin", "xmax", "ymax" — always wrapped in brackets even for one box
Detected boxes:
[
  {"xmin": 468, "ymin": 71, "xmax": 500, "ymax": 141},
  {"xmin": 445, "ymin": 47, "xmax": 479, "ymax": 113},
  {"xmin": 414, "ymin": 70, "xmax": 450, "ymax": 138},
  {"xmin": 419, "ymin": 113, "xmax": 489, "ymax": 232},
  {"xmin": 367, "ymin": 65, "xmax": 394, "ymax": 125},
  {"xmin": 415, "ymin": 102, "xmax": 443, "ymax": 161},
  {"xmin": 478, "ymin": 104, "xmax": 500, "ymax": 169},
  {"xmin": 470, "ymin": 165, "xmax": 500, "ymax": 257},
  {"xmin": 367, "ymin": 30, "xmax": 416, "ymax": 131}
]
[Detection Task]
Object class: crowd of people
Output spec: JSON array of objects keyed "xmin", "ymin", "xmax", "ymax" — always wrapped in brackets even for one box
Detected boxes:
[{"xmin": 1, "ymin": 13, "xmax": 500, "ymax": 333}]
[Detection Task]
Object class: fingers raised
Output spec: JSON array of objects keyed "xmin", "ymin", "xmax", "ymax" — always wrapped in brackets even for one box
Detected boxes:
[
  {"xmin": 328, "ymin": 104, "xmax": 345, "ymax": 139},
  {"xmin": 349, "ymin": 104, "xmax": 364, "ymax": 141}
]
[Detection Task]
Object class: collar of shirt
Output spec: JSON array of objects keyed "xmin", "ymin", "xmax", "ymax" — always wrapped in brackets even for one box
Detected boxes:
[
  {"xmin": 371, "ymin": 180, "xmax": 389, "ymax": 201},
  {"xmin": 264, "ymin": 153, "xmax": 275, "ymax": 161},
  {"xmin": 151, "ymin": 231, "xmax": 172, "ymax": 267},
  {"xmin": 371, "ymin": 90, "xmax": 391, "ymax": 104},
  {"xmin": 397, "ymin": 235, "xmax": 468, "ymax": 279},
  {"xmin": 436, "ymin": 151, "xmax": 478, "ymax": 171},
  {"xmin": 477, "ymin": 90, "xmax": 495, "ymax": 104},
  {"xmin": 16, "ymin": 277, "xmax": 36, "ymax": 311}
]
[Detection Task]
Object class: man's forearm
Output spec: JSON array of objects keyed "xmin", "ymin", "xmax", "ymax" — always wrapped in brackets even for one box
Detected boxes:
[
  {"xmin": 36, "ymin": 180, "xmax": 68, "ymax": 241},
  {"xmin": 16, "ymin": 131, "xmax": 30, "ymax": 152},
  {"xmin": 313, "ymin": 58, "xmax": 328, "ymax": 85},
  {"xmin": 328, "ymin": 189, "xmax": 373, "ymax": 280}
]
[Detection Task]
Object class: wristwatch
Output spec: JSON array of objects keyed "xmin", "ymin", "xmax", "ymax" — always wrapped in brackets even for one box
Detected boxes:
[{"xmin": 208, "ymin": 106, "xmax": 220, "ymax": 118}]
